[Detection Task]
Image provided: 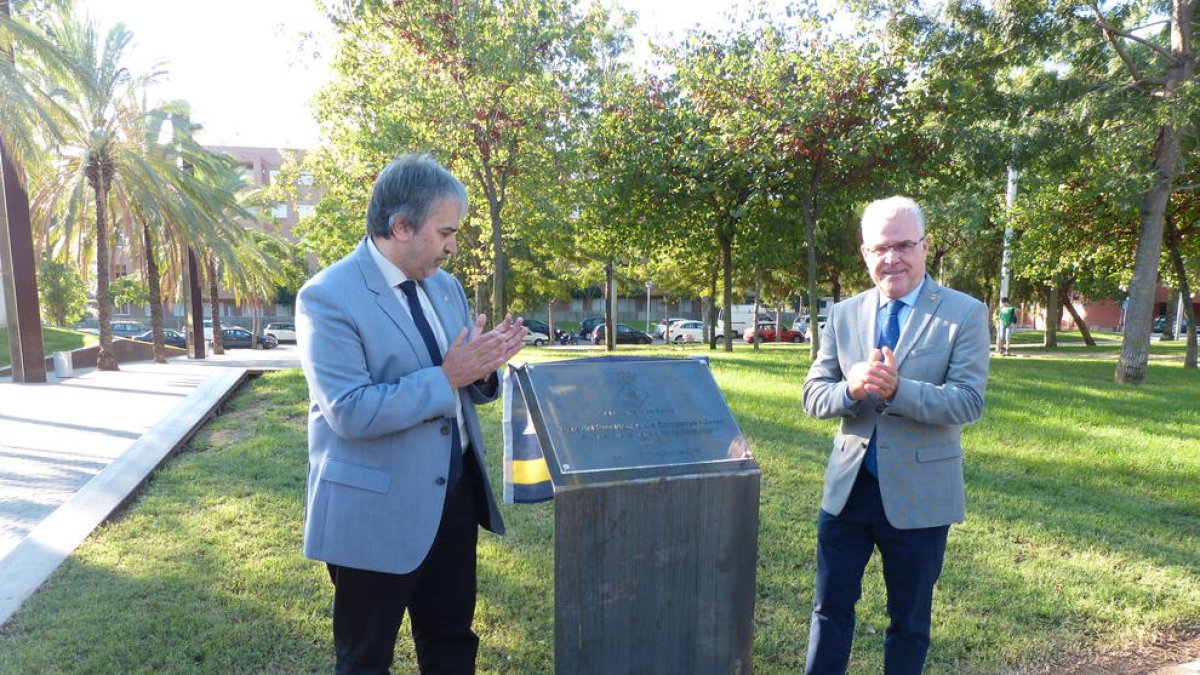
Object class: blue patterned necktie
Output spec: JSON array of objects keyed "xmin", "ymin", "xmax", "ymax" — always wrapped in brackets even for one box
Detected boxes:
[
  {"xmin": 865, "ymin": 300, "xmax": 903, "ymax": 477},
  {"xmin": 399, "ymin": 280, "xmax": 463, "ymax": 488}
]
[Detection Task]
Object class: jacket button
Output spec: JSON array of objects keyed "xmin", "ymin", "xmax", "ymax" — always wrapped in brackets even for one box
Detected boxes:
[
  {"xmin": 441, "ymin": 425, "xmax": 451, "ymax": 435},
  {"xmin": 435, "ymin": 477, "xmax": 446, "ymax": 486}
]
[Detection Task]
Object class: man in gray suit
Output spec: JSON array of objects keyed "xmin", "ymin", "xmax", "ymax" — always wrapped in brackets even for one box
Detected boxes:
[
  {"xmin": 297, "ymin": 154, "xmax": 526, "ymax": 674},
  {"xmin": 802, "ymin": 196, "xmax": 990, "ymax": 674}
]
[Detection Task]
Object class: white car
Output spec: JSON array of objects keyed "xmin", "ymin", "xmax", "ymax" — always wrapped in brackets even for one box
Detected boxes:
[
  {"xmin": 666, "ymin": 320, "xmax": 706, "ymax": 344},
  {"xmin": 793, "ymin": 314, "xmax": 828, "ymax": 335},
  {"xmin": 654, "ymin": 317, "xmax": 688, "ymax": 339},
  {"xmin": 264, "ymin": 321, "xmax": 297, "ymax": 343},
  {"xmin": 524, "ymin": 331, "xmax": 550, "ymax": 347}
]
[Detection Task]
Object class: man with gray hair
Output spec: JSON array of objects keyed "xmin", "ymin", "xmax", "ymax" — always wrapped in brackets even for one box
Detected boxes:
[
  {"xmin": 297, "ymin": 153, "xmax": 526, "ymax": 673},
  {"xmin": 802, "ymin": 196, "xmax": 990, "ymax": 674}
]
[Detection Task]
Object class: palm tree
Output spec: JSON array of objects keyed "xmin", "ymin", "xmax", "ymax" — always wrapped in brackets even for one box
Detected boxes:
[
  {"xmin": 124, "ymin": 107, "xmax": 250, "ymax": 363},
  {"xmin": 0, "ymin": 2, "xmax": 76, "ymax": 380},
  {"xmin": 34, "ymin": 14, "xmax": 253, "ymax": 370},
  {"xmin": 27, "ymin": 15, "xmax": 154, "ymax": 369}
]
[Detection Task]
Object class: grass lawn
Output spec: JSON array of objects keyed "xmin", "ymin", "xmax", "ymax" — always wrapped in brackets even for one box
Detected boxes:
[
  {"xmin": 0, "ymin": 326, "xmax": 97, "ymax": 369},
  {"xmin": 0, "ymin": 343, "xmax": 1196, "ymax": 673}
]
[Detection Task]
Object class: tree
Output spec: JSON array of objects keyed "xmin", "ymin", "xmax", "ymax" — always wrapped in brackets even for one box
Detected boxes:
[
  {"xmin": 30, "ymin": 14, "xmax": 156, "ymax": 369},
  {"xmin": 36, "ymin": 255, "xmax": 85, "ymax": 326},
  {"xmin": 307, "ymin": 0, "xmax": 618, "ymax": 323},
  {"xmin": 1086, "ymin": 0, "xmax": 1198, "ymax": 383},
  {"xmin": 0, "ymin": 0, "xmax": 77, "ymax": 381},
  {"xmin": 108, "ymin": 274, "xmax": 148, "ymax": 309}
]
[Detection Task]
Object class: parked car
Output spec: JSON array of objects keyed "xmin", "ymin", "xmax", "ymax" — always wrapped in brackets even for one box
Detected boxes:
[
  {"xmin": 744, "ymin": 322, "xmax": 805, "ymax": 343},
  {"xmin": 592, "ymin": 323, "xmax": 653, "ymax": 345},
  {"xmin": 667, "ymin": 320, "xmax": 706, "ymax": 344},
  {"xmin": 519, "ymin": 317, "xmax": 568, "ymax": 344},
  {"xmin": 111, "ymin": 320, "xmax": 147, "ymax": 338},
  {"xmin": 524, "ymin": 331, "xmax": 550, "ymax": 347},
  {"xmin": 220, "ymin": 327, "xmax": 277, "ymax": 349},
  {"xmin": 654, "ymin": 317, "xmax": 688, "ymax": 339},
  {"xmin": 579, "ymin": 317, "xmax": 605, "ymax": 341},
  {"xmin": 133, "ymin": 328, "xmax": 187, "ymax": 348},
  {"xmin": 264, "ymin": 321, "xmax": 296, "ymax": 343},
  {"xmin": 1154, "ymin": 316, "xmax": 1198, "ymax": 335},
  {"xmin": 793, "ymin": 314, "xmax": 827, "ymax": 335}
]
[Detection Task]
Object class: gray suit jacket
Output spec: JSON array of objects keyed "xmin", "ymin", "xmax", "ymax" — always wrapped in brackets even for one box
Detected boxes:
[
  {"xmin": 802, "ymin": 276, "xmax": 990, "ymax": 529},
  {"xmin": 297, "ymin": 238, "xmax": 504, "ymax": 575}
]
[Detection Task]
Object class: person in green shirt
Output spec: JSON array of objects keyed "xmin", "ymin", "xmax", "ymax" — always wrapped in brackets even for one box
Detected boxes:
[{"xmin": 996, "ymin": 296, "xmax": 1017, "ymax": 355}]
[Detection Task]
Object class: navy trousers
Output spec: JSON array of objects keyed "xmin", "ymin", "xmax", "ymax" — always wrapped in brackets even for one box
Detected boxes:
[
  {"xmin": 804, "ymin": 467, "xmax": 949, "ymax": 675},
  {"xmin": 327, "ymin": 451, "xmax": 484, "ymax": 675}
]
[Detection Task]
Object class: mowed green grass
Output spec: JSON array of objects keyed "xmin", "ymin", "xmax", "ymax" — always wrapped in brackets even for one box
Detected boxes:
[
  {"xmin": 0, "ymin": 326, "xmax": 96, "ymax": 369},
  {"xmin": 0, "ymin": 342, "xmax": 1196, "ymax": 674}
]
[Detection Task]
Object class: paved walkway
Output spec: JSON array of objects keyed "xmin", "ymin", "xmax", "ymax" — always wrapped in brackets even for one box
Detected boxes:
[{"xmin": 0, "ymin": 345, "xmax": 300, "ymax": 625}]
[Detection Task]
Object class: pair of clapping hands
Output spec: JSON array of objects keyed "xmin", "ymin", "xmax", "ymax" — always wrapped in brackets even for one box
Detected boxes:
[
  {"xmin": 442, "ymin": 315, "xmax": 528, "ymax": 389},
  {"xmin": 847, "ymin": 346, "xmax": 898, "ymax": 402}
]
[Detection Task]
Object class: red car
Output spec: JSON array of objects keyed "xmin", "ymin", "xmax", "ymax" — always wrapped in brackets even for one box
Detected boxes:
[{"xmin": 743, "ymin": 322, "xmax": 804, "ymax": 343}]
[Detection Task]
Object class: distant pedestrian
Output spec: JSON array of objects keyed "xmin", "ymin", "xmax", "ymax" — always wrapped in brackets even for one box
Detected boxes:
[
  {"xmin": 996, "ymin": 297, "xmax": 1017, "ymax": 356},
  {"xmin": 801, "ymin": 196, "xmax": 990, "ymax": 674}
]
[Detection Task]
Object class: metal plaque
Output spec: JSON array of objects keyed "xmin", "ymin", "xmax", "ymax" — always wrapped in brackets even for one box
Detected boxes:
[{"xmin": 515, "ymin": 357, "xmax": 753, "ymax": 486}]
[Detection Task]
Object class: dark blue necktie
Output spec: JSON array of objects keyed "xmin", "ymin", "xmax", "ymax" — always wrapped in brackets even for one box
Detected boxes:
[
  {"xmin": 865, "ymin": 300, "xmax": 903, "ymax": 477},
  {"xmin": 399, "ymin": 280, "xmax": 463, "ymax": 488}
]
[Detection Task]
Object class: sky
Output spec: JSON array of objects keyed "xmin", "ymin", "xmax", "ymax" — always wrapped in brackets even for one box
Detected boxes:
[{"xmin": 74, "ymin": 0, "xmax": 752, "ymax": 149}]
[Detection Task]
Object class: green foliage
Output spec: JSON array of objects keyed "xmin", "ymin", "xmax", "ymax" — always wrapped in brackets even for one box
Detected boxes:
[
  {"xmin": 36, "ymin": 256, "xmax": 87, "ymax": 326},
  {"xmin": 107, "ymin": 275, "xmax": 149, "ymax": 308},
  {"xmin": 305, "ymin": 0, "xmax": 622, "ymax": 319}
]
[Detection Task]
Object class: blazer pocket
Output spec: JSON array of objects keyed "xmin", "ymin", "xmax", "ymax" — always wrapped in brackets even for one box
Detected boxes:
[
  {"xmin": 321, "ymin": 459, "xmax": 392, "ymax": 494},
  {"xmin": 907, "ymin": 343, "xmax": 945, "ymax": 359},
  {"xmin": 916, "ymin": 444, "xmax": 962, "ymax": 463}
]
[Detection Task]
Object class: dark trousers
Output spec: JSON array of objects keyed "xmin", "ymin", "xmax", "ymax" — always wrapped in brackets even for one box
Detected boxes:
[
  {"xmin": 805, "ymin": 468, "xmax": 949, "ymax": 675},
  {"xmin": 327, "ymin": 453, "xmax": 483, "ymax": 675}
]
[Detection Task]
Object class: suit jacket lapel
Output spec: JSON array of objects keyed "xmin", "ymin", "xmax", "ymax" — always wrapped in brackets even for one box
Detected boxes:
[
  {"xmin": 894, "ymin": 275, "xmax": 942, "ymax": 366},
  {"xmin": 858, "ymin": 289, "xmax": 880, "ymax": 360},
  {"xmin": 352, "ymin": 239, "xmax": 434, "ymax": 366},
  {"xmin": 422, "ymin": 274, "xmax": 463, "ymax": 344}
]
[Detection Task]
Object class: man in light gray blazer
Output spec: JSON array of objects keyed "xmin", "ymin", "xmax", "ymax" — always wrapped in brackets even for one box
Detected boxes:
[
  {"xmin": 297, "ymin": 154, "xmax": 526, "ymax": 674},
  {"xmin": 802, "ymin": 196, "xmax": 990, "ymax": 674}
]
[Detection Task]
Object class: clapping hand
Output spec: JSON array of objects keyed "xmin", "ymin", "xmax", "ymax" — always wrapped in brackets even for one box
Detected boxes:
[
  {"xmin": 847, "ymin": 347, "xmax": 899, "ymax": 401},
  {"xmin": 442, "ymin": 314, "xmax": 528, "ymax": 388}
]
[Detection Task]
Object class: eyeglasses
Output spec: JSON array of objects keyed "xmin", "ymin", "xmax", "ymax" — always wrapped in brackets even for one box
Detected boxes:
[{"xmin": 862, "ymin": 236, "xmax": 925, "ymax": 258}]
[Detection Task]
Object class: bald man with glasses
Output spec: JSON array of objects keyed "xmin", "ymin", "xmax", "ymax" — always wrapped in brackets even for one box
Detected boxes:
[{"xmin": 801, "ymin": 196, "xmax": 990, "ymax": 674}]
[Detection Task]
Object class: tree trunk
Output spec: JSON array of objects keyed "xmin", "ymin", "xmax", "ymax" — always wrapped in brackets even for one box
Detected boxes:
[
  {"xmin": 720, "ymin": 224, "xmax": 734, "ymax": 353},
  {"xmin": 141, "ymin": 221, "xmax": 166, "ymax": 363},
  {"xmin": 804, "ymin": 167, "xmax": 822, "ymax": 357},
  {"xmin": 1043, "ymin": 285, "xmax": 1059, "ymax": 348},
  {"xmin": 207, "ymin": 256, "xmax": 224, "ymax": 354},
  {"xmin": 706, "ymin": 266, "xmax": 718, "ymax": 348},
  {"xmin": 489, "ymin": 198, "xmax": 505, "ymax": 327},
  {"xmin": 1115, "ymin": 0, "xmax": 1196, "ymax": 383},
  {"xmin": 93, "ymin": 165, "xmax": 118, "ymax": 371},
  {"xmin": 1065, "ymin": 294, "xmax": 1094, "ymax": 345},
  {"xmin": 604, "ymin": 260, "xmax": 614, "ymax": 351},
  {"xmin": 751, "ymin": 268, "xmax": 762, "ymax": 350},
  {"xmin": 1165, "ymin": 217, "xmax": 1198, "ymax": 367}
]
